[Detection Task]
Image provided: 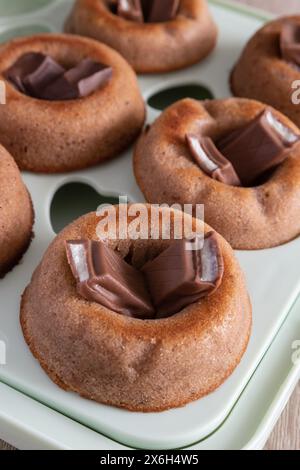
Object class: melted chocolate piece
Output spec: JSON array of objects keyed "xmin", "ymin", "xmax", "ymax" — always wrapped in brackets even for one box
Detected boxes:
[
  {"xmin": 65, "ymin": 240, "xmax": 155, "ymax": 319},
  {"xmin": 5, "ymin": 53, "xmax": 112, "ymax": 101},
  {"xmin": 218, "ymin": 109, "xmax": 299, "ymax": 186},
  {"xmin": 22, "ymin": 56, "xmax": 65, "ymax": 98},
  {"xmin": 66, "ymin": 234, "xmax": 224, "ymax": 319},
  {"xmin": 143, "ymin": 0, "xmax": 180, "ymax": 23},
  {"xmin": 186, "ymin": 134, "xmax": 241, "ymax": 186},
  {"xmin": 4, "ymin": 52, "xmax": 48, "ymax": 93},
  {"xmin": 142, "ymin": 233, "xmax": 224, "ymax": 319},
  {"xmin": 116, "ymin": 0, "xmax": 179, "ymax": 23},
  {"xmin": 41, "ymin": 59, "xmax": 113, "ymax": 100},
  {"xmin": 117, "ymin": 0, "xmax": 144, "ymax": 22},
  {"xmin": 280, "ymin": 21, "xmax": 300, "ymax": 66}
]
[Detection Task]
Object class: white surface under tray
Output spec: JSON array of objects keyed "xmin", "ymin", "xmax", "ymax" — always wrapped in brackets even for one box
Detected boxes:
[{"xmin": 1, "ymin": 0, "xmax": 299, "ymax": 451}]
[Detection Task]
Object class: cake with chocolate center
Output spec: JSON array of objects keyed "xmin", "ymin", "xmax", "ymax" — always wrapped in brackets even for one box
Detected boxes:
[
  {"xmin": 134, "ymin": 98, "xmax": 300, "ymax": 249},
  {"xmin": 20, "ymin": 205, "xmax": 251, "ymax": 412},
  {"xmin": 0, "ymin": 33, "xmax": 145, "ymax": 173},
  {"xmin": 231, "ymin": 16, "xmax": 300, "ymax": 131},
  {"xmin": 65, "ymin": 0, "xmax": 218, "ymax": 73}
]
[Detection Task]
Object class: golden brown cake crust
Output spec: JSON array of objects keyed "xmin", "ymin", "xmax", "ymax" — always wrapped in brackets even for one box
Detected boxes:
[
  {"xmin": 134, "ymin": 98, "xmax": 300, "ymax": 250},
  {"xmin": 20, "ymin": 205, "xmax": 251, "ymax": 412},
  {"xmin": 0, "ymin": 33, "xmax": 145, "ymax": 173},
  {"xmin": 0, "ymin": 144, "xmax": 34, "ymax": 277},
  {"xmin": 231, "ymin": 16, "xmax": 300, "ymax": 129},
  {"xmin": 65, "ymin": 0, "xmax": 218, "ymax": 73}
]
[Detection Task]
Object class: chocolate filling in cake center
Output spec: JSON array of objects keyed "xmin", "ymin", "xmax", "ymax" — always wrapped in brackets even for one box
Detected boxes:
[
  {"xmin": 65, "ymin": 233, "xmax": 224, "ymax": 320},
  {"xmin": 112, "ymin": 0, "xmax": 180, "ymax": 23},
  {"xmin": 186, "ymin": 109, "xmax": 300, "ymax": 187},
  {"xmin": 4, "ymin": 52, "xmax": 113, "ymax": 101}
]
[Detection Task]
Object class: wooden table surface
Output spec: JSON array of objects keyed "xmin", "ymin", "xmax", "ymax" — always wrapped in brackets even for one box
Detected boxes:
[{"xmin": 1, "ymin": 0, "xmax": 300, "ymax": 451}]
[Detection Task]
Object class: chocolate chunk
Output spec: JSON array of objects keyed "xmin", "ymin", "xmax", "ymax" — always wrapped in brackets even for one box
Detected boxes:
[
  {"xmin": 143, "ymin": 0, "xmax": 180, "ymax": 23},
  {"xmin": 65, "ymin": 240, "xmax": 155, "ymax": 319},
  {"xmin": 218, "ymin": 109, "xmax": 299, "ymax": 186},
  {"xmin": 39, "ymin": 75, "xmax": 78, "ymax": 101},
  {"xmin": 142, "ymin": 233, "xmax": 224, "ymax": 318},
  {"xmin": 186, "ymin": 134, "xmax": 241, "ymax": 186},
  {"xmin": 4, "ymin": 53, "xmax": 112, "ymax": 101},
  {"xmin": 41, "ymin": 59, "xmax": 113, "ymax": 100},
  {"xmin": 117, "ymin": 0, "xmax": 144, "ymax": 22},
  {"xmin": 280, "ymin": 21, "xmax": 300, "ymax": 66},
  {"xmin": 116, "ymin": 0, "xmax": 179, "ymax": 23},
  {"xmin": 4, "ymin": 52, "xmax": 47, "ymax": 93},
  {"xmin": 22, "ymin": 55, "xmax": 65, "ymax": 98}
]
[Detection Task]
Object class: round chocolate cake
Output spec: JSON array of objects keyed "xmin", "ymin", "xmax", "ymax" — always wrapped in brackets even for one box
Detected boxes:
[
  {"xmin": 65, "ymin": 0, "xmax": 218, "ymax": 73},
  {"xmin": 0, "ymin": 144, "xmax": 34, "ymax": 277},
  {"xmin": 21, "ymin": 205, "xmax": 251, "ymax": 412},
  {"xmin": 134, "ymin": 98, "xmax": 300, "ymax": 250},
  {"xmin": 231, "ymin": 16, "xmax": 300, "ymax": 130},
  {"xmin": 0, "ymin": 33, "xmax": 145, "ymax": 173}
]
